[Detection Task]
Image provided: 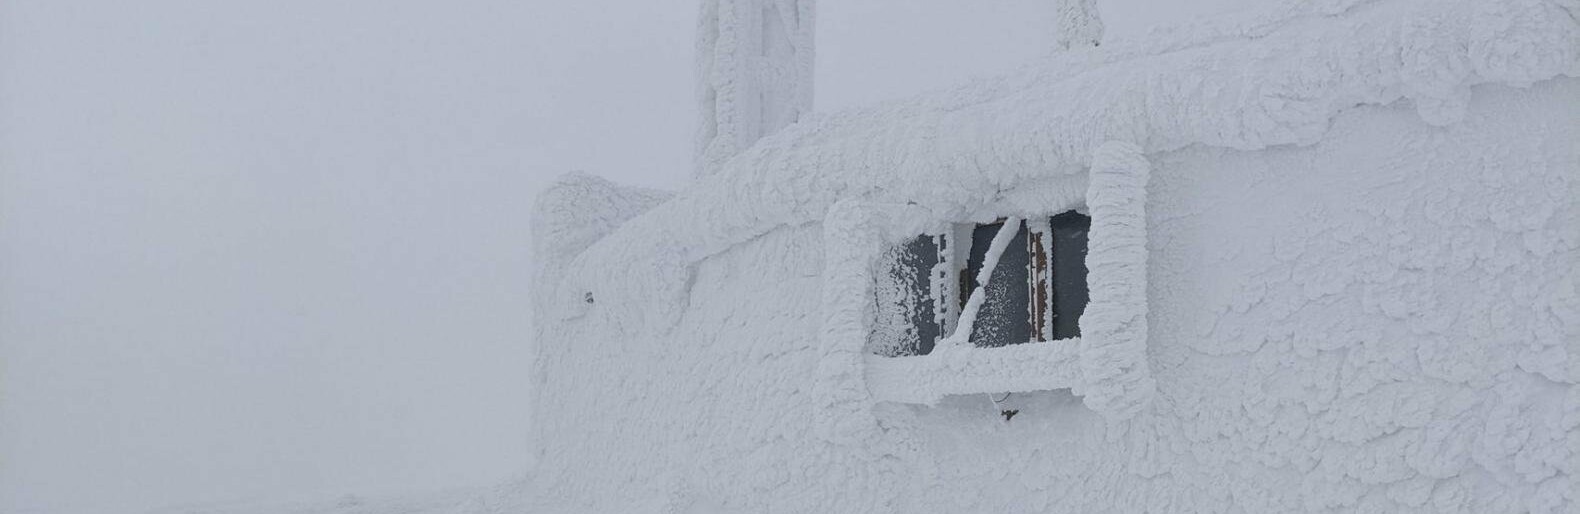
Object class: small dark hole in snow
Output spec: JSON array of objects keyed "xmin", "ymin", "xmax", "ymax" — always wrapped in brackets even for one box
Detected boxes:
[{"xmin": 1001, "ymin": 409, "xmax": 1019, "ymax": 421}]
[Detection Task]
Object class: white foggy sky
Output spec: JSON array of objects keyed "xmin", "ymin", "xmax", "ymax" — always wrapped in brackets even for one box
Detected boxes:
[{"xmin": 0, "ymin": 1, "xmax": 1253, "ymax": 513}]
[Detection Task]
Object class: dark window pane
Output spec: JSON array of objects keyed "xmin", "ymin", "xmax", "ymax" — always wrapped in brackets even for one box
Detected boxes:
[
  {"xmin": 1049, "ymin": 211, "xmax": 1090, "ymax": 340},
  {"xmin": 965, "ymin": 221, "xmax": 1032, "ymax": 347},
  {"xmin": 870, "ymin": 235, "xmax": 941, "ymax": 356}
]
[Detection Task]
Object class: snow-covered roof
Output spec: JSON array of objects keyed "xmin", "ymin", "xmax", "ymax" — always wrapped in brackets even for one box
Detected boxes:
[{"xmin": 545, "ymin": 0, "xmax": 1577, "ymax": 332}]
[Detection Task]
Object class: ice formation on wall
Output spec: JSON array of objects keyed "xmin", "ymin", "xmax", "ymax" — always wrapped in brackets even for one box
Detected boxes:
[
  {"xmin": 565, "ymin": 0, "xmax": 1579, "ymax": 343},
  {"xmin": 501, "ymin": 0, "xmax": 1579, "ymax": 512},
  {"xmin": 1075, "ymin": 141, "xmax": 1153, "ymax": 420},
  {"xmin": 694, "ymin": 0, "xmax": 816, "ymax": 177},
  {"xmin": 530, "ymin": 172, "xmax": 672, "ymax": 317}
]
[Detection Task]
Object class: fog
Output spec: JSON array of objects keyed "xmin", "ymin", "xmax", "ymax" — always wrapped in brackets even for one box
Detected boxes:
[{"xmin": 0, "ymin": 1, "xmax": 1251, "ymax": 512}]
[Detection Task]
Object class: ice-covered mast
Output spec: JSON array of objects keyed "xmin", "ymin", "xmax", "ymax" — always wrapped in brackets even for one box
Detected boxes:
[
  {"xmin": 694, "ymin": 0, "xmax": 816, "ymax": 178},
  {"xmin": 1056, "ymin": 0, "xmax": 1105, "ymax": 50}
]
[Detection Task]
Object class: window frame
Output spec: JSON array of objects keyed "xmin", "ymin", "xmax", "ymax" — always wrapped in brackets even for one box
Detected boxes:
[
  {"xmin": 844, "ymin": 210, "xmax": 1087, "ymax": 405},
  {"xmin": 816, "ymin": 141, "xmax": 1153, "ymax": 420}
]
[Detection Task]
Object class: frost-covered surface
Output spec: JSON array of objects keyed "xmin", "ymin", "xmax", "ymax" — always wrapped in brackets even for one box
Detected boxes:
[
  {"xmin": 1075, "ymin": 141, "xmax": 1154, "ymax": 420},
  {"xmin": 864, "ymin": 342, "xmax": 1082, "ymax": 405},
  {"xmin": 694, "ymin": 0, "xmax": 816, "ymax": 177},
  {"xmin": 530, "ymin": 171, "xmax": 673, "ymax": 319},
  {"xmin": 504, "ymin": 0, "xmax": 1580, "ymax": 512},
  {"xmin": 1055, "ymin": 0, "xmax": 1105, "ymax": 50},
  {"xmin": 554, "ymin": 0, "xmax": 1578, "ymax": 343}
]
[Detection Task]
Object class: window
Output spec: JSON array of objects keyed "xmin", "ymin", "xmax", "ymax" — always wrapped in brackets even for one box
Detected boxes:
[
  {"xmin": 869, "ymin": 211, "xmax": 1090, "ymax": 356},
  {"xmin": 823, "ymin": 142, "xmax": 1152, "ymax": 417}
]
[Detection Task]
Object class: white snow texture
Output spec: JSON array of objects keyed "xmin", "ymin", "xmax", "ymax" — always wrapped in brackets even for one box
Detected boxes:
[
  {"xmin": 1076, "ymin": 141, "xmax": 1154, "ymax": 421},
  {"xmin": 1056, "ymin": 0, "xmax": 1105, "ymax": 50},
  {"xmin": 500, "ymin": 0, "xmax": 1580, "ymax": 512},
  {"xmin": 695, "ymin": 0, "xmax": 815, "ymax": 177}
]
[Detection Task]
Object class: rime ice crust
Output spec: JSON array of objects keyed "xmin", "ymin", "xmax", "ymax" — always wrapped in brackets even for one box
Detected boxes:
[
  {"xmin": 1055, "ymin": 0, "xmax": 1104, "ymax": 50},
  {"xmin": 508, "ymin": 0, "xmax": 1580, "ymax": 512},
  {"xmin": 531, "ymin": 172, "xmax": 672, "ymax": 321},
  {"xmin": 562, "ymin": 0, "xmax": 1579, "ymax": 343},
  {"xmin": 1076, "ymin": 141, "xmax": 1154, "ymax": 420},
  {"xmin": 694, "ymin": 0, "xmax": 816, "ymax": 177}
]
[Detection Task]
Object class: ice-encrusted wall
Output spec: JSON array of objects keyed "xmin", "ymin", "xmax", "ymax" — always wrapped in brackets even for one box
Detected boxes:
[
  {"xmin": 1131, "ymin": 81, "xmax": 1577, "ymax": 513},
  {"xmin": 491, "ymin": 79, "xmax": 1577, "ymax": 514},
  {"xmin": 494, "ymin": 0, "xmax": 1580, "ymax": 510},
  {"xmin": 530, "ymin": 172, "xmax": 673, "ymax": 319}
]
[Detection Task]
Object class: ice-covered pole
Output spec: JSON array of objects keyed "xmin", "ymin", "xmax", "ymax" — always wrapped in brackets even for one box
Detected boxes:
[
  {"xmin": 1055, "ymin": 0, "xmax": 1104, "ymax": 50},
  {"xmin": 694, "ymin": 0, "xmax": 816, "ymax": 178}
]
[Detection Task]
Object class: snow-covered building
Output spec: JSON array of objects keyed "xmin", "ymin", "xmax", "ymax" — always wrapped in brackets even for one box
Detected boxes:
[{"xmin": 506, "ymin": 0, "xmax": 1579, "ymax": 512}]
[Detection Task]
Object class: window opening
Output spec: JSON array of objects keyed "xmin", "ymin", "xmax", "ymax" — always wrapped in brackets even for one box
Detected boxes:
[{"xmin": 872, "ymin": 210, "xmax": 1090, "ymax": 356}]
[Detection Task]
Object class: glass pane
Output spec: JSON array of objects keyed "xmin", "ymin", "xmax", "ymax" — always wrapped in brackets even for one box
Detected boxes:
[
  {"xmin": 965, "ymin": 221, "xmax": 1032, "ymax": 347},
  {"xmin": 869, "ymin": 234, "xmax": 941, "ymax": 356},
  {"xmin": 1050, "ymin": 211, "xmax": 1090, "ymax": 340}
]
